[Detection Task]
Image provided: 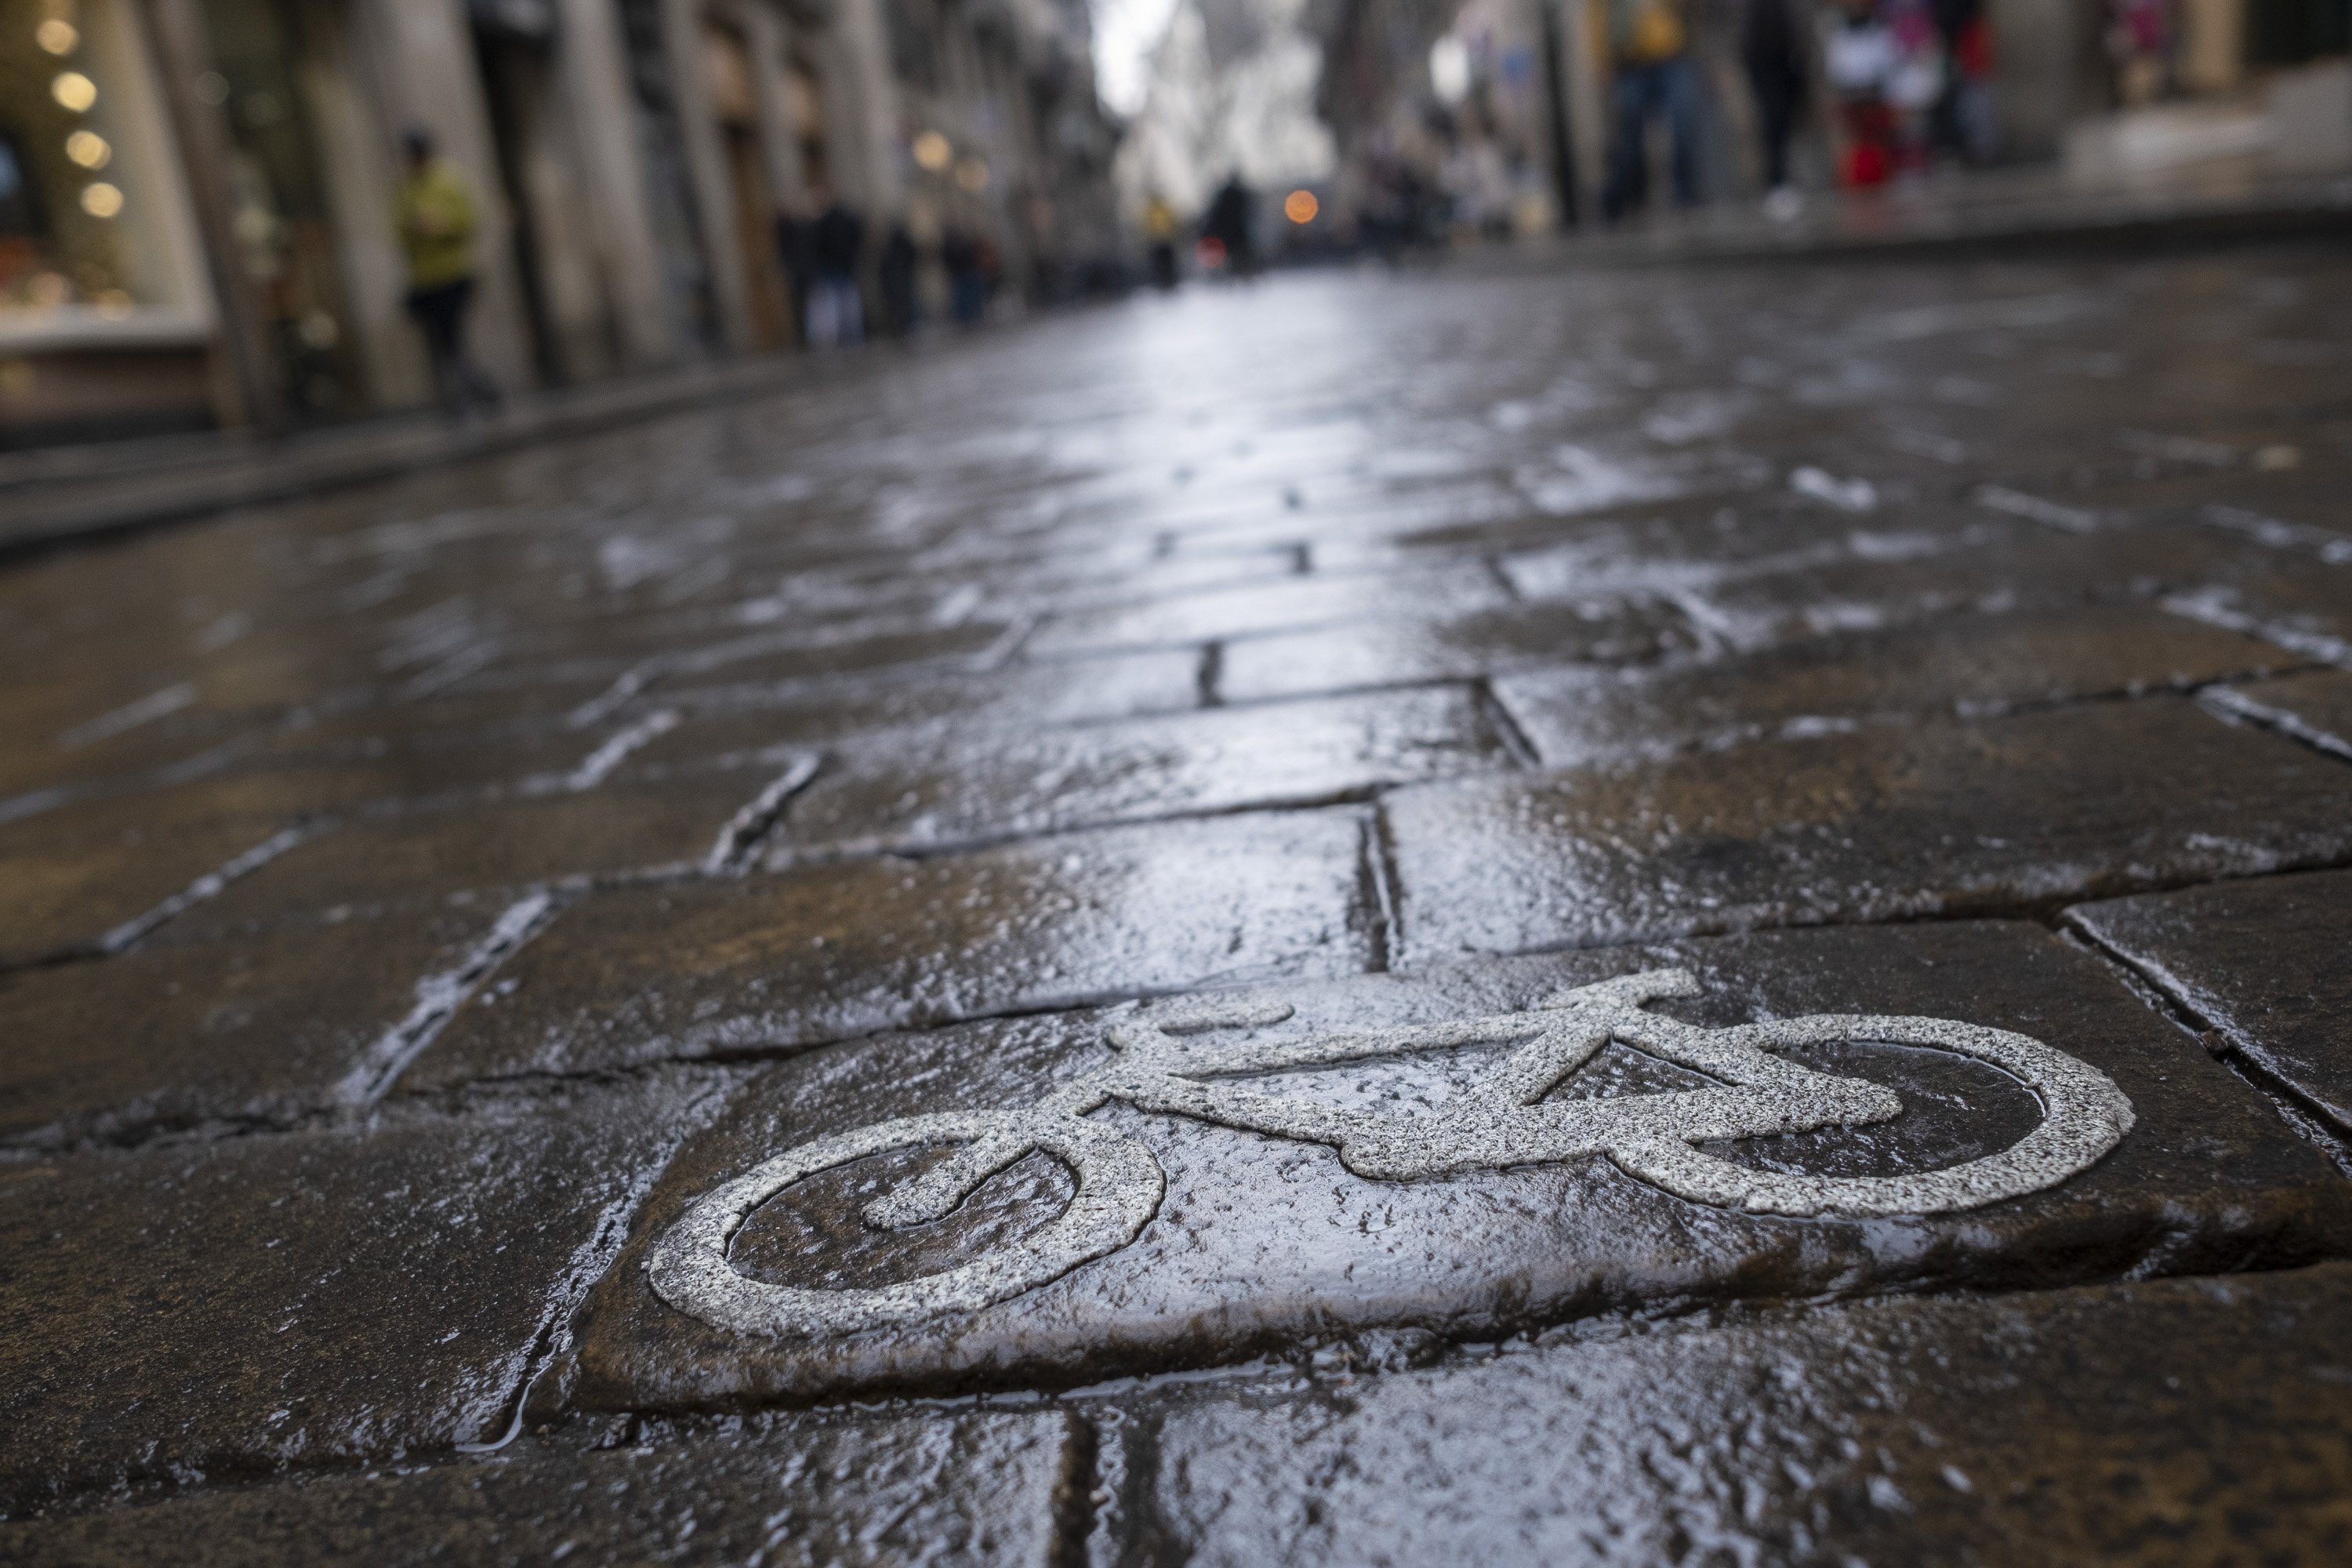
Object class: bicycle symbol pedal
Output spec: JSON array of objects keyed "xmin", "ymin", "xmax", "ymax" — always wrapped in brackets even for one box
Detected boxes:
[{"xmin": 649, "ymin": 968, "xmax": 2133, "ymax": 1338}]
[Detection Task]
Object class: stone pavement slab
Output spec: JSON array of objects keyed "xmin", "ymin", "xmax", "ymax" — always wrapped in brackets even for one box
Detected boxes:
[
  {"xmin": 636, "ymin": 648, "xmax": 1204, "ymax": 760},
  {"xmin": 1384, "ymin": 699, "xmax": 2351, "ymax": 964},
  {"xmin": 1494, "ymin": 604, "xmax": 2289, "ymax": 768},
  {"xmin": 405, "ymin": 808, "xmax": 1377, "ymax": 1089},
  {"xmin": 0, "ymin": 906, "xmax": 497, "ymax": 1147},
  {"xmin": 769, "ymin": 688, "xmax": 1511, "ymax": 858},
  {"xmin": 2071, "ymin": 869, "xmax": 2352, "ymax": 1136},
  {"xmin": 1131, "ymin": 1262, "xmax": 2352, "ymax": 1567},
  {"xmin": 0, "ymin": 1410, "xmax": 1078, "ymax": 1565},
  {"xmin": 568, "ymin": 921, "xmax": 2352, "ymax": 1410},
  {"xmin": 190, "ymin": 760, "xmax": 814, "ymax": 924},
  {"xmin": 1214, "ymin": 598, "xmax": 1697, "ymax": 704},
  {"xmin": 0, "ymin": 819, "xmax": 307, "ymax": 968},
  {"xmin": 1690, "ymin": 521, "xmax": 2270, "ymax": 650},
  {"xmin": 0, "ymin": 1076, "xmax": 733, "ymax": 1515},
  {"xmin": 1025, "ymin": 567, "xmax": 1510, "ymax": 656}
]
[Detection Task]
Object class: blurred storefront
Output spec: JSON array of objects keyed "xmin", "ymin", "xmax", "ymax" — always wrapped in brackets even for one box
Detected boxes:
[{"xmin": 0, "ymin": 0, "xmax": 1123, "ymax": 448}]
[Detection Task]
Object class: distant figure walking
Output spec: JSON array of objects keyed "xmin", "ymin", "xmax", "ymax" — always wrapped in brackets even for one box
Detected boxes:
[
  {"xmin": 878, "ymin": 222, "xmax": 919, "ymax": 336},
  {"xmin": 1601, "ymin": 0, "xmax": 1702, "ymax": 220},
  {"xmin": 941, "ymin": 227, "xmax": 986, "ymax": 326},
  {"xmin": 1741, "ymin": 0, "xmax": 1810, "ymax": 210},
  {"xmin": 395, "ymin": 127, "xmax": 499, "ymax": 414},
  {"xmin": 1142, "ymin": 193, "xmax": 1180, "ymax": 289},
  {"xmin": 1200, "ymin": 175, "xmax": 1255, "ymax": 276},
  {"xmin": 805, "ymin": 187, "xmax": 865, "ymax": 347}
]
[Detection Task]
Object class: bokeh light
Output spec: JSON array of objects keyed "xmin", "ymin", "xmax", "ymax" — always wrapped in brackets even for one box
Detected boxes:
[
  {"xmin": 66, "ymin": 130, "xmax": 110, "ymax": 169},
  {"xmin": 52, "ymin": 71, "xmax": 97, "ymax": 113},
  {"xmin": 912, "ymin": 130, "xmax": 952, "ymax": 172},
  {"xmin": 80, "ymin": 181, "xmax": 122, "ymax": 218},
  {"xmin": 1284, "ymin": 190, "xmax": 1319, "ymax": 225}
]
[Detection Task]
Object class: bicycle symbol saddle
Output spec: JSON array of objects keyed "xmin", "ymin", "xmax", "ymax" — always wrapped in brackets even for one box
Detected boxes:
[{"xmin": 649, "ymin": 968, "xmax": 2134, "ymax": 1338}]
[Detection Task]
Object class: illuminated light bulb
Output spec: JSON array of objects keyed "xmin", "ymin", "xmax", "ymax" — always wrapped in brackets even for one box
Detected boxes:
[
  {"xmin": 81, "ymin": 181, "xmax": 122, "ymax": 218},
  {"xmin": 66, "ymin": 129, "xmax": 110, "ymax": 169},
  {"xmin": 53, "ymin": 71, "xmax": 97, "ymax": 112},
  {"xmin": 37, "ymin": 18, "xmax": 78, "ymax": 53}
]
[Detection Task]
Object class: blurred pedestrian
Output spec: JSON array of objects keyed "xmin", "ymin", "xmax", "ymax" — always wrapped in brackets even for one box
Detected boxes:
[
  {"xmin": 805, "ymin": 186, "xmax": 865, "ymax": 347},
  {"xmin": 1824, "ymin": 0, "xmax": 1900, "ymax": 187},
  {"xmin": 878, "ymin": 221, "xmax": 919, "ymax": 336},
  {"xmin": 1142, "ymin": 193, "xmax": 1180, "ymax": 289},
  {"xmin": 1601, "ymin": 0, "xmax": 1702, "ymax": 220},
  {"xmin": 394, "ymin": 126, "xmax": 499, "ymax": 414},
  {"xmin": 775, "ymin": 207, "xmax": 811, "ymax": 345},
  {"xmin": 1200, "ymin": 174, "xmax": 1256, "ymax": 276},
  {"xmin": 1740, "ymin": 0, "xmax": 1809, "ymax": 213},
  {"xmin": 1930, "ymin": 0, "xmax": 1998, "ymax": 164},
  {"xmin": 942, "ymin": 227, "xmax": 985, "ymax": 326}
]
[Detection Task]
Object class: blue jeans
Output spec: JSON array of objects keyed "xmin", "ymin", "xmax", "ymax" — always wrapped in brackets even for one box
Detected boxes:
[{"xmin": 1604, "ymin": 56, "xmax": 1702, "ymax": 219}]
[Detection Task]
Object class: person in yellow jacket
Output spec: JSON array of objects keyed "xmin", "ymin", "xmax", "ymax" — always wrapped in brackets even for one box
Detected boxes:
[
  {"xmin": 395, "ymin": 127, "xmax": 499, "ymax": 414},
  {"xmin": 1601, "ymin": 0, "xmax": 1704, "ymax": 220}
]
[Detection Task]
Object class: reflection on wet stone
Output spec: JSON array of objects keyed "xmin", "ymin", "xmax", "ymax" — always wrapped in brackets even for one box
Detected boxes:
[{"xmin": 11, "ymin": 237, "xmax": 2352, "ymax": 1557}]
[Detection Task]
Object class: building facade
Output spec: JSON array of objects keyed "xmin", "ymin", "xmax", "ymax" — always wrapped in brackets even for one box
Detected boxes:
[{"xmin": 0, "ymin": 0, "xmax": 1119, "ymax": 447}]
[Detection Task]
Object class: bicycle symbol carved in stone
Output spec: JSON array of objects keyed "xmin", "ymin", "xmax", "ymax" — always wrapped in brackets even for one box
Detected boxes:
[{"xmin": 648, "ymin": 969, "xmax": 2135, "ymax": 1338}]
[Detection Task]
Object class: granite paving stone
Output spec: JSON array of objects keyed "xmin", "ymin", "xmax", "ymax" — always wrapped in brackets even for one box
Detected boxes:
[
  {"xmin": 1494, "ymin": 604, "xmax": 2292, "ymax": 768},
  {"xmin": 768, "ymin": 688, "xmax": 1511, "ymax": 858},
  {"xmin": 0, "ymin": 818, "xmax": 311, "ymax": 968},
  {"xmin": 403, "ymin": 808, "xmax": 1377, "ymax": 1089},
  {"xmin": 0, "ymin": 1076, "xmax": 735, "ymax": 1514},
  {"xmin": 2071, "ymin": 869, "xmax": 2352, "ymax": 1135},
  {"xmin": 1690, "ymin": 521, "xmax": 2276, "ymax": 650},
  {"xmin": 0, "ymin": 906, "xmax": 499, "ymax": 1146},
  {"xmin": 1025, "ymin": 566, "xmax": 1512, "ymax": 656},
  {"xmin": 568, "ymin": 921, "xmax": 2352, "ymax": 1408},
  {"xmin": 1214, "ymin": 598, "xmax": 1697, "ymax": 703},
  {"xmin": 187, "ymin": 761, "xmax": 815, "ymax": 922},
  {"xmin": 0, "ymin": 1412, "xmax": 1078, "ymax": 1565},
  {"xmin": 1385, "ymin": 697, "xmax": 2352, "ymax": 963},
  {"xmin": 1132, "ymin": 1263, "xmax": 2352, "ymax": 1567},
  {"xmin": 634, "ymin": 649, "xmax": 1205, "ymax": 762}
]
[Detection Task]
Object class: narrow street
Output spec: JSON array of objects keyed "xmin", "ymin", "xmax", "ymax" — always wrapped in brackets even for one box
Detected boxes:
[{"xmin": 6, "ymin": 243, "xmax": 2352, "ymax": 1561}]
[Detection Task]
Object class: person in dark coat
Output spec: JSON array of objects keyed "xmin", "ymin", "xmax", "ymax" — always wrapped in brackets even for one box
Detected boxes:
[
  {"xmin": 1200, "ymin": 174, "xmax": 1255, "ymax": 276},
  {"xmin": 1741, "ymin": 0, "xmax": 1811, "ymax": 199},
  {"xmin": 877, "ymin": 222, "xmax": 918, "ymax": 336},
  {"xmin": 804, "ymin": 187, "xmax": 865, "ymax": 346}
]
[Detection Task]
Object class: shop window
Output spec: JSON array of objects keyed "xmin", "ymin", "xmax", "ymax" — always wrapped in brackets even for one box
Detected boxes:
[{"xmin": 0, "ymin": 0, "xmax": 149, "ymax": 315}]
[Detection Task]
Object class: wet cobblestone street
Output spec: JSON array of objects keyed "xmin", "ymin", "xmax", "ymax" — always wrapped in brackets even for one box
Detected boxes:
[{"xmin": 6, "ymin": 245, "xmax": 2352, "ymax": 1563}]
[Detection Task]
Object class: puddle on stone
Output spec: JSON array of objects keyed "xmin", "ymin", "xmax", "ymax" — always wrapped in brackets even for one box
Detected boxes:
[
  {"xmin": 728, "ymin": 1145, "xmax": 1077, "ymax": 1294},
  {"xmin": 1700, "ymin": 1039, "xmax": 2044, "ymax": 1178}
]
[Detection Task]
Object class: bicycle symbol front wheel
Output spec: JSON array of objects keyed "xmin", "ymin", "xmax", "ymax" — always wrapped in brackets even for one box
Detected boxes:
[{"xmin": 648, "ymin": 1110, "xmax": 1165, "ymax": 1338}]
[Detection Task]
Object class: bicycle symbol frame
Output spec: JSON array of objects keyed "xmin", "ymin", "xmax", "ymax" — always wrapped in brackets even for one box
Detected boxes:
[{"xmin": 648, "ymin": 969, "xmax": 2135, "ymax": 1338}]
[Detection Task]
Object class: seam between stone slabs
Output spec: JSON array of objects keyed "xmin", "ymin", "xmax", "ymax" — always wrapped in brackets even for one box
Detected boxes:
[
  {"xmin": 1354, "ymin": 815, "xmax": 1398, "ymax": 976},
  {"xmin": 334, "ymin": 891, "xmax": 567, "ymax": 1105},
  {"xmin": 2201, "ymin": 686, "xmax": 2352, "ymax": 764},
  {"xmin": 472, "ymin": 1069, "xmax": 750, "ymax": 1453},
  {"xmin": 2063, "ymin": 919, "xmax": 2352, "ymax": 1176},
  {"xmin": 81, "ymin": 822, "xmax": 320, "ymax": 960},
  {"xmin": 759, "ymin": 791, "xmax": 1399, "ymax": 871},
  {"xmin": 2163, "ymin": 590, "xmax": 2352, "ymax": 670},
  {"xmin": 1194, "ymin": 642, "xmax": 1222, "ymax": 707},
  {"xmin": 703, "ymin": 754, "xmax": 823, "ymax": 873},
  {"xmin": 1471, "ymin": 677, "xmax": 1541, "ymax": 770}
]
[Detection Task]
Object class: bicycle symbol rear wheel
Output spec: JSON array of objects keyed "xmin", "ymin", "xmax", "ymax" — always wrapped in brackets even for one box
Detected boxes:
[{"xmin": 647, "ymin": 1110, "xmax": 1164, "ymax": 1338}]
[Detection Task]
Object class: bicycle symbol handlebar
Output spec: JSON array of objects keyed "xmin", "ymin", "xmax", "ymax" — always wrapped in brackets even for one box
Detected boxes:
[{"xmin": 650, "ymin": 969, "xmax": 2135, "ymax": 1338}]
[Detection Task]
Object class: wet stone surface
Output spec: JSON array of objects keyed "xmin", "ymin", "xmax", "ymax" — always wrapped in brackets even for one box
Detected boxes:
[
  {"xmin": 405, "ymin": 808, "xmax": 1377, "ymax": 1087},
  {"xmin": 2073, "ymin": 869, "xmax": 2352, "ymax": 1136},
  {"xmin": 0, "ymin": 906, "xmax": 497, "ymax": 1146},
  {"xmin": 771, "ymin": 687, "xmax": 1511, "ymax": 857},
  {"xmin": 1385, "ymin": 698, "xmax": 2351, "ymax": 963},
  {"xmin": 1494, "ymin": 604, "xmax": 2292, "ymax": 768},
  {"xmin": 0, "ymin": 1076, "xmax": 733, "ymax": 1514},
  {"xmin": 8, "ymin": 249, "xmax": 2352, "ymax": 1555},
  {"xmin": 0, "ymin": 1411, "xmax": 1078, "ymax": 1566},
  {"xmin": 569, "ymin": 922, "xmax": 2352, "ymax": 1408},
  {"xmin": 1128, "ymin": 1263, "xmax": 2352, "ymax": 1566}
]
